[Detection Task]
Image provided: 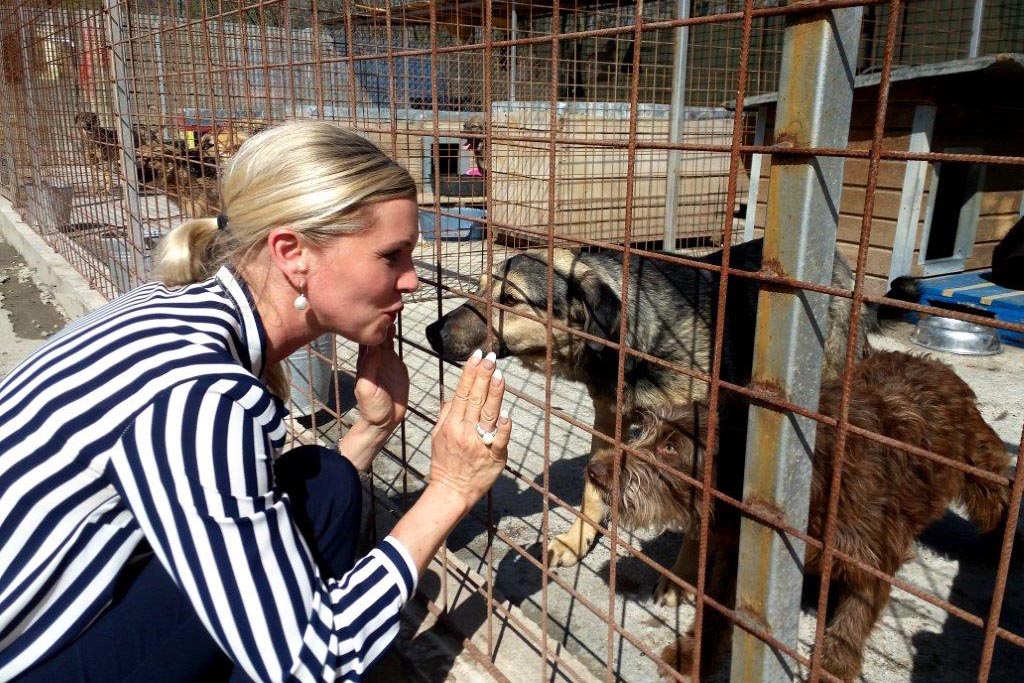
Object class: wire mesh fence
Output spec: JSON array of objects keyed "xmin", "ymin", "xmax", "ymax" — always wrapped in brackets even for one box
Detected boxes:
[{"xmin": 1, "ymin": 1, "xmax": 1023, "ymax": 682}]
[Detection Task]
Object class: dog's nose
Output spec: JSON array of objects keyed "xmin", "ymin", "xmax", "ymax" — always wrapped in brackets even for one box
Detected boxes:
[
  {"xmin": 587, "ymin": 460, "xmax": 611, "ymax": 490},
  {"xmin": 425, "ymin": 319, "xmax": 446, "ymax": 353}
]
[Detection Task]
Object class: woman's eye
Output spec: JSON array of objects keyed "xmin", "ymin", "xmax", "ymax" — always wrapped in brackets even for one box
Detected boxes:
[{"xmin": 382, "ymin": 251, "xmax": 400, "ymax": 263}]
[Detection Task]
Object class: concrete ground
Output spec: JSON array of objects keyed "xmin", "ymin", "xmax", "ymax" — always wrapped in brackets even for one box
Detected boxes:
[{"xmin": 3, "ymin": 207, "xmax": 1022, "ymax": 682}]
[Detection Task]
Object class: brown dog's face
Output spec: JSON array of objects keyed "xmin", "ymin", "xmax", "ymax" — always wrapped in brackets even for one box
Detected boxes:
[
  {"xmin": 424, "ymin": 249, "xmax": 619, "ymax": 363},
  {"xmin": 587, "ymin": 406, "xmax": 708, "ymax": 534}
]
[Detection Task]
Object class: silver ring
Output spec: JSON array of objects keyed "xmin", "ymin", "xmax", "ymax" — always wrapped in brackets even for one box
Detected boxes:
[{"xmin": 475, "ymin": 423, "xmax": 498, "ymax": 446}]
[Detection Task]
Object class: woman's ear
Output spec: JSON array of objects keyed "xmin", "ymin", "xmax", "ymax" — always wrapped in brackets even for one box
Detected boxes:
[{"xmin": 266, "ymin": 228, "xmax": 308, "ymax": 284}]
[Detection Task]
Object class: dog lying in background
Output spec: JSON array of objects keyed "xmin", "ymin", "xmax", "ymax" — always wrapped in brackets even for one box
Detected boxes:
[
  {"xmin": 200, "ymin": 128, "xmax": 254, "ymax": 163},
  {"xmin": 588, "ymin": 351, "xmax": 1011, "ymax": 682},
  {"xmin": 135, "ymin": 142, "xmax": 220, "ymax": 218},
  {"xmin": 75, "ymin": 112, "xmax": 162, "ymax": 192},
  {"xmin": 426, "ymin": 238, "xmax": 873, "ymax": 567}
]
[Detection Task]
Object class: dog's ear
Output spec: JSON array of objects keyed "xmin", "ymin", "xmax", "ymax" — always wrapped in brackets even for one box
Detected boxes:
[{"xmin": 569, "ymin": 269, "xmax": 621, "ymax": 351}]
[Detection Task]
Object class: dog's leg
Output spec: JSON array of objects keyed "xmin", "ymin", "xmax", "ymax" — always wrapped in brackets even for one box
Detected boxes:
[
  {"xmin": 654, "ymin": 536, "xmax": 699, "ymax": 606},
  {"xmin": 546, "ymin": 397, "xmax": 615, "ymax": 567},
  {"xmin": 819, "ymin": 568, "xmax": 890, "ymax": 682},
  {"xmin": 547, "ymin": 477, "xmax": 606, "ymax": 567},
  {"xmin": 661, "ymin": 534, "xmax": 738, "ymax": 681}
]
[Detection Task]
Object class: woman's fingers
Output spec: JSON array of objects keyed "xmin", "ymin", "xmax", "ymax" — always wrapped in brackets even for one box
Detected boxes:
[
  {"xmin": 488, "ymin": 411, "xmax": 512, "ymax": 461},
  {"xmin": 476, "ymin": 365, "xmax": 505, "ymax": 432},
  {"xmin": 463, "ymin": 352, "xmax": 497, "ymax": 425},
  {"xmin": 448, "ymin": 349, "xmax": 483, "ymax": 422}
]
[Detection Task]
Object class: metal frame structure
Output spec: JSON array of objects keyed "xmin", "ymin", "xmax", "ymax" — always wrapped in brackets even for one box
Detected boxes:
[{"xmin": 1, "ymin": 2, "xmax": 1022, "ymax": 682}]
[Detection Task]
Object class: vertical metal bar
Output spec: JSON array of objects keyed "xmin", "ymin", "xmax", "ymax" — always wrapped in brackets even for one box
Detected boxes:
[
  {"xmin": 16, "ymin": 6, "xmax": 46, "ymax": 231},
  {"xmin": 969, "ymin": 0, "xmax": 985, "ymax": 58},
  {"xmin": 730, "ymin": 6, "xmax": 863, "ymax": 683},
  {"xmin": 743, "ymin": 105, "xmax": 766, "ymax": 243},
  {"xmin": 887, "ymin": 104, "xmax": 935, "ymax": 285},
  {"xmin": 509, "ymin": 7, "xmax": 517, "ymax": 102},
  {"xmin": 662, "ymin": 0, "xmax": 691, "ymax": 252},
  {"xmin": 153, "ymin": 31, "xmax": 170, "ymax": 139},
  {"xmin": 106, "ymin": 0, "xmax": 146, "ymax": 288}
]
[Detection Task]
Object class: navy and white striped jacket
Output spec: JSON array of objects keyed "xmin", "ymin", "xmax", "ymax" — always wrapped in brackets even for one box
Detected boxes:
[{"xmin": 0, "ymin": 267, "xmax": 417, "ymax": 682}]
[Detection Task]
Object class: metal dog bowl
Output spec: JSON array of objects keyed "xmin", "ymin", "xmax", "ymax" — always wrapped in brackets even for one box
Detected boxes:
[{"xmin": 909, "ymin": 314, "xmax": 1002, "ymax": 356}]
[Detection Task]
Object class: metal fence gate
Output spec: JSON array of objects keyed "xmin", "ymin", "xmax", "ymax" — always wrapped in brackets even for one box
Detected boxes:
[{"xmin": 1, "ymin": 1, "xmax": 1023, "ymax": 681}]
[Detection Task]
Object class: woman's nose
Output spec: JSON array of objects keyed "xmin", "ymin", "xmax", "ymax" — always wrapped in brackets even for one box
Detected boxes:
[{"xmin": 398, "ymin": 264, "xmax": 419, "ymax": 293}]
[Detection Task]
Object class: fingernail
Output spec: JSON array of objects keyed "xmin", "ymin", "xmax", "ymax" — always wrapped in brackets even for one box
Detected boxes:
[
  {"xmin": 499, "ymin": 409, "xmax": 510, "ymax": 424},
  {"xmin": 470, "ymin": 349, "xmax": 482, "ymax": 363},
  {"xmin": 484, "ymin": 351, "xmax": 497, "ymax": 365},
  {"xmin": 492, "ymin": 368, "xmax": 503, "ymax": 384}
]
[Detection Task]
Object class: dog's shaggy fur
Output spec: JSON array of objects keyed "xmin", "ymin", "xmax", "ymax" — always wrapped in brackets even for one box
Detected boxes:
[
  {"xmin": 426, "ymin": 238, "xmax": 871, "ymax": 566},
  {"xmin": 589, "ymin": 351, "xmax": 1011, "ymax": 682}
]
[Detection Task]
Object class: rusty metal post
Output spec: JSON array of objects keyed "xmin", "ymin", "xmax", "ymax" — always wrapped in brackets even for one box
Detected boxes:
[
  {"xmin": 730, "ymin": 5, "xmax": 862, "ymax": 682},
  {"xmin": 105, "ymin": 0, "xmax": 147, "ymax": 289},
  {"xmin": 16, "ymin": 7, "xmax": 46, "ymax": 230}
]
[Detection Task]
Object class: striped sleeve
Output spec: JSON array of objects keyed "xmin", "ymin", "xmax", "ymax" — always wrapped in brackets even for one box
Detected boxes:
[{"xmin": 106, "ymin": 379, "xmax": 417, "ymax": 683}]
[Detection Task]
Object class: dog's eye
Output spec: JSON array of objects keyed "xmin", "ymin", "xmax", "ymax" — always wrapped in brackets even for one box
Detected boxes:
[{"xmin": 626, "ymin": 423, "xmax": 643, "ymax": 441}]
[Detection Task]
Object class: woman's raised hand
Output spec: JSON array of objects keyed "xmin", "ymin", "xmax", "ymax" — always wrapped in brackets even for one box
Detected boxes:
[
  {"xmin": 353, "ymin": 324, "xmax": 409, "ymax": 434},
  {"xmin": 428, "ymin": 350, "xmax": 511, "ymax": 510}
]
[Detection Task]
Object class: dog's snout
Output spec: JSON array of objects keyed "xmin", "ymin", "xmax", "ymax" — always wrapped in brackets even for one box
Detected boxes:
[
  {"xmin": 587, "ymin": 459, "xmax": 612, "ymax": 490},
  {"xmin": 425, "ymin": 319, "xmax": 446, "ymax": 353},
  {"xmin": 425, "ymin": 304, "xmax": 490, "ymax": 360}
]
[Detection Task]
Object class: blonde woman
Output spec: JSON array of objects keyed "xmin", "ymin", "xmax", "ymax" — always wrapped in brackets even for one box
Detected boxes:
[{"xmin": 1, "ymin": 120, "xmax": 511, "ymax": 683}]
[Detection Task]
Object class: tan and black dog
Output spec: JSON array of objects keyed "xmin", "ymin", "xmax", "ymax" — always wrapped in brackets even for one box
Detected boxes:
[
  {"xmin": 425, "ymin": 238, "xmax": 872, "ymax": 567},
  {"xmin": 588, "ymin": 351, "xmax": 1011, "ymax": 682}
]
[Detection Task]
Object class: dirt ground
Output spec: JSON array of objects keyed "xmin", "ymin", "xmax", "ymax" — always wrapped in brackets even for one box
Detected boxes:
[{"xmin": 0, "ymin": 238, "xmax": 67, "ymax": 375}]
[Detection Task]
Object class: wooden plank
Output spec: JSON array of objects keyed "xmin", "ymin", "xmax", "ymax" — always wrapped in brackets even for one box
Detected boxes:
[
  {"xmin": 839, "ymin": 186, "xmax": 906, "ymax": 220},
  {"xmin": 965, "ymin": 242, "xmax": 997, "ymax": 271},
  {"xmin": 836, "ymin": 242, "xmax": 894, "ymax": 279},
  {"xmin": 976, "ymin": 214, "xmax": 1023, "ymax": 242}
]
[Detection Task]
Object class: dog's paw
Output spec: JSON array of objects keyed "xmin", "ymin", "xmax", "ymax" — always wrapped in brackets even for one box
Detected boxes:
[
  {"xmin": 546, "ymin": 526, "xmax": 596, "ymax": 567},
  {"xmin": 546, "ymin": 536, "xmax": 583, "ymax": 567},
  {"xmin": 654, "ymin": 575, "xmax": 694, "ymax": 607},
  {"xmin": 660, "ymin": 636, "xmax": 697, "ymax": 681}
]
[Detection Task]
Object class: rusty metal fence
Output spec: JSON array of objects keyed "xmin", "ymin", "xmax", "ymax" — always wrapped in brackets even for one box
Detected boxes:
[{"xmin": 1, "ymin": 1, "xmax": 1023, "ymax": 682}]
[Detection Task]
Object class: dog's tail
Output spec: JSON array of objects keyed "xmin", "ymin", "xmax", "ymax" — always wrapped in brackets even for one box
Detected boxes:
[{"xmin": 959, "ymin": 417, "xmax": 1013, "ymax": 536}]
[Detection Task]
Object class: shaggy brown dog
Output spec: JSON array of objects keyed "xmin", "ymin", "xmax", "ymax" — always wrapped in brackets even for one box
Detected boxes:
[
  {"xmin": 427, "ymin": 239, "xmax": 871, "ymax": 568},
  {"xmin": 588, "ymin": 351, "xmax": 1011, "ymax": 682},
  {"xmin": 75, "ymin": 112, "xmax": 120, "ymax": 193}
]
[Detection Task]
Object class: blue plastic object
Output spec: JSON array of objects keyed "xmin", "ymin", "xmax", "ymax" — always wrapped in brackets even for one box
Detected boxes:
[
  {"xmin": 419, "ymin": 207, "xmax": 485, "ymax": 241},
  {"xmin": 911, "ymin": 270, "xmax": 1024, "ymax": 347}
]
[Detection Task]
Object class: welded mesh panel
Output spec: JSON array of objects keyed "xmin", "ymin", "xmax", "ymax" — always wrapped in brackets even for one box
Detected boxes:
[{"xmin": 1, "ymin": 2, "xmax": 1022, "ymax": 682}]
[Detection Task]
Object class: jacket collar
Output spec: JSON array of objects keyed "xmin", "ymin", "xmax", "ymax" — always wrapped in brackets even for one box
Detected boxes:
[{"xmin": 214, "ymin": 265, "xmax": 268, "ymax": 379}]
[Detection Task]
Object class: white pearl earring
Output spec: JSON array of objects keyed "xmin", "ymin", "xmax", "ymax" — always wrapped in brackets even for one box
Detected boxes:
[{"xmin": 294, "ymin": 292, "xmax": 309, "ymax": 311}]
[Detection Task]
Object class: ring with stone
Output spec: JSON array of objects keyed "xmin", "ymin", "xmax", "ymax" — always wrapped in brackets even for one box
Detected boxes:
[{"xmin": 475, "ymin": 422, "xmax": 498, "ymax": 446}]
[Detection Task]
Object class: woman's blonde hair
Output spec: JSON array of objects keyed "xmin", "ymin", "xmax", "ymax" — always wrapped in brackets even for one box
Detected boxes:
[{"xmin": 154, "ymin": 119, "xmax": 417, "ymax": 397}]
